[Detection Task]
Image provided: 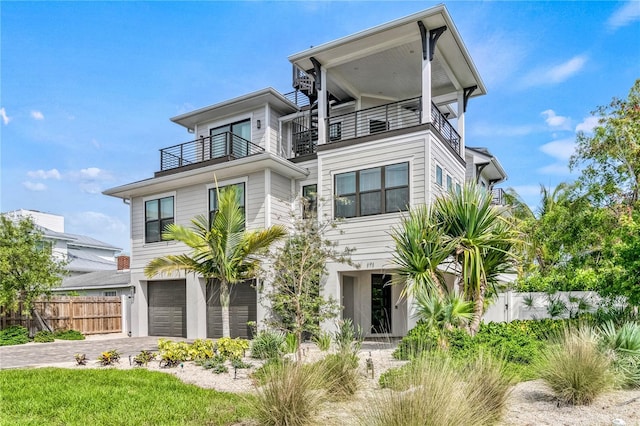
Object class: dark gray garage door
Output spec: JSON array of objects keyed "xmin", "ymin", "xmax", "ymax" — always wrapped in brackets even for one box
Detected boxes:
[
  {"xmin": 148, "ymin": 280, "xmax": 186, "ymax": 337},
  {"xmin": 207, "ymin": 280, "xmax": 256, "ymax": 339}
]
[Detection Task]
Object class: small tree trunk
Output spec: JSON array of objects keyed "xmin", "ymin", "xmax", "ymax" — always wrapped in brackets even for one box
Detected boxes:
[
  {"xmin": 220, "ymin": 281, "xmax": 231, "ymax": 338},
  {"xmin": 468, "ymin": 284, "xmax": 486, "ymax": 336}
]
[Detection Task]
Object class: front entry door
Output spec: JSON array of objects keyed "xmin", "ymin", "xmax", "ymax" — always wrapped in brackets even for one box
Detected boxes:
[{"xmin": 371, "ymin": 274, "xmax": 392, "ymax": 334}]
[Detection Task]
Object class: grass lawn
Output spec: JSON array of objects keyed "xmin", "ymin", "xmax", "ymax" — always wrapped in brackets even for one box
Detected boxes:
[{"xmin": 0, "ymin": 368, "xmax": 255, "ymax": 425}]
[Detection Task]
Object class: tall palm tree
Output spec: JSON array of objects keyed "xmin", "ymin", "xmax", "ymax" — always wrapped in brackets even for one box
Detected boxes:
[
  {"xmin": 145, "ymin": 185, "xmax": 286, "ymax": 338},
  {"xmin": 434, "ymin": 184, "xmax": 517, "ymax": 335}
]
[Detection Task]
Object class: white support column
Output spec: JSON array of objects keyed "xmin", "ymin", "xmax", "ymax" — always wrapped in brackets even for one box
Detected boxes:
[
  {"xmin": 457, "ymin": 89, "xmax": 466, "ymax": 153},
  {"xmin": 317, "ymin": 67, "xmax": 328, "ymax": 146},
  {"xmin": 421, "ymin": 31, "xmax": 432, "ymax": 124},
  {"xmin": 186, "ymin": 275, "xmax": 207, "ymax": 339}
]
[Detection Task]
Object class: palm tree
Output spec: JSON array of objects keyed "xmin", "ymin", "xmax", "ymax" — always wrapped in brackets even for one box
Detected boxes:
[
  {"xmin": 391, "ymin": 204, "xmax": 454, "ymax": 299},
  {"xmin": 434, "ymin": 184, "xmax": 517, "ymax": 335},
  {"xmin": 145, "ymin": 185, "xmax": 286, "ymax": 338}
]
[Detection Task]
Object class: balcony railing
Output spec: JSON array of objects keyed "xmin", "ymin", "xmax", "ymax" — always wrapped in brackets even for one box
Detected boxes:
[
  {"xmin": 326, "ymin": 97, "xmax": 422, "ymax": 145},
  {"xmin": 159, "ymin": 132, "xmax": 264, "ymax": 172},
  {"xmin": 322, "ymin": 97, "xmax": 461, "ymax": 156},
  {"xmin": 283, "ymin": 90, "xmax": 311, "ymax": 109},
  {"xmin": 430, "ymin": 102, "xmax": 461, "ymax": 155},
  {"xmin": 491, "ymin": 188, "xmax": 506, "ymax": 205}
]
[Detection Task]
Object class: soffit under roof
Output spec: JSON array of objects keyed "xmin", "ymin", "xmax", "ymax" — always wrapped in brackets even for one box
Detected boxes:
[{"xmin": 289, "ymin": 5, "xmax": 485, "ymax": 103}]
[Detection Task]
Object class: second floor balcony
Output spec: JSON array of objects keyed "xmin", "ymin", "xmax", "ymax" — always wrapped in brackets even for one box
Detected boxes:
[
  {"xmin": 291, "ymin": 96, "xmax": 461, "ymax": 159},
  {"xmin": 158, "ymin": 132, "xmax": 264, "ymax": 175}
]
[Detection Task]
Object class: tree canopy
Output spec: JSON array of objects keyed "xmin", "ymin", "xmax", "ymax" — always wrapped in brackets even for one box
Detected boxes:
[{"xmin": 0, "ymin": 216, "xmax": 67, "ymax": 313}]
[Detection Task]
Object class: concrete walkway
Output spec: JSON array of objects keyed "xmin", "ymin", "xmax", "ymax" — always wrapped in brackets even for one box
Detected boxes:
[{"xmin": 0, "ymin": 335, "xmax": 186, "ymax": 369}]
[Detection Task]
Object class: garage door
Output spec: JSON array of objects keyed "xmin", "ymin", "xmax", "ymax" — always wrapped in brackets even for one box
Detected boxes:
[
  {"xmin": 207, "ymin": 280, "xmax": 256, "ymax": 339},
  {"xmin": 148, "ymin": 280, "xmax": 186, "ymax": 337}
]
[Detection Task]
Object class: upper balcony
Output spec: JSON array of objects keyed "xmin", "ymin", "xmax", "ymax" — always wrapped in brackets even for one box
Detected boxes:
[
  {"xmin": 157, "ymin": 132, "xmax": 264, "ymax": 176},
  {"xmin": 288, "ymin": 96, "xmax": 461, "ymax": 159}
]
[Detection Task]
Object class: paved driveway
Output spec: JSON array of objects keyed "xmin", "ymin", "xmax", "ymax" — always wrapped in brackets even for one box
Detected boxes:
[{"xmin": 0, "ymin": 335, "xmax": 186, "ymax": 369}]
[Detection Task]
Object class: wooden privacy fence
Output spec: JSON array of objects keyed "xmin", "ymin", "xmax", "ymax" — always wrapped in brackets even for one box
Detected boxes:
[{"xmin": 1, "ymin": 296, "xmax": 122, "ymax": 335}]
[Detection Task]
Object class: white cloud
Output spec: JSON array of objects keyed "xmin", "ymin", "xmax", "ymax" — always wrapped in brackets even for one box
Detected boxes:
[
  {"xmin": 78, "ymin": 167, "xmax": 112, "ymax": 180},
  {"xmin": 540, "ymin": 137, "xmax": 576, "ymax": 161},
  {"xmin": 607, "ymin": 1, "xmax": 640, "ymax": 31},
  {"xmin": 0, "ymin": 107, "xmax": 11, "ymax": 125},
  {"xmin": 537, "ymin": 163, "xmax": 573, "ymax": 176},
  {"xmin": 575, "ymin": 116, "xmax": 600, "ymax": 134},
  {"xmin": 541, "ymin": 109, "xmax": 572, "ymax": 130},
  {"xmin": 467, "ymin": 32, "xmax": 528, "ymax": 88},
  {"xmin": 27, "ymin": 169, "xmax": 61, "ymax": 180},
  {"xmin": 30, "ymin": 110, "xmax": 44, "ymax": 120},
  {"xmin": 522, "ymin": 55, "xmax": 588, "ymax": 87},
  {"xmin": 79, "ymin": 183, "xmax": 103, "ymax": 194},
  {"xmin": 22, "ymin": 181, "xmax": 47, "ymax": 191}
]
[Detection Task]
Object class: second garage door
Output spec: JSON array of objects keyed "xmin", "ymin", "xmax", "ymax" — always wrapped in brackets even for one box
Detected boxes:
[
  {"xmin": 148, "ymin": 280, "xmax": 186, "ymax": 337},
  {"xmin": 207, "ymin": 280, "xmax": 256, "ymax": 339}
]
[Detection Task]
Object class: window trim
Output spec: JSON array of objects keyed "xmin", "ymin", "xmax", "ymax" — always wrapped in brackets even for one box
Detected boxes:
[
  {"xmin": 334, "ymin": 161, "xmax": 410, "ymax": 219},
  {"xmin": 143, "ymin": 192, "xmax": 176, "ymax": 244},
  {"xmin": 446, "ymin": 174, "xmax": 453, "ymax": 191},
  {"xmin": 302, "ymin": 183, "xmax": 318, "ymax": 219}
]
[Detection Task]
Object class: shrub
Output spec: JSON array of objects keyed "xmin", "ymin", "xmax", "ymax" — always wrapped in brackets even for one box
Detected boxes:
[
  {"xmin": 364, "ymin": 352, "xmax": 511, "ymax": 426},
  {"xmin": 0, "ymin": 325, "xmax": 30, "ymax": 346},
  {"xmin": 217, "ymin": 337, "xmax": 249, "ymax": 360},
  {"xmin": 600, "ymin": 321, "xmax": 640, "ymax": 388},
  {"xmin": 188, "ymin": 339, "xmax": 216, "ymax": 361},
  {"xmin": 231, "ymin": 358, "xmax": 252, "ymax": 369},
  {"xmin": 97, "ymin": 349, "xmax": 121, "ymax": 366},
  {"xmin": 133, "ymin": 350, "xmax": 156, "ymax": 366},
  {"xmin": 33, "ymin": 330, "xmax": 55, "ymax": 343},
  {"xmin": 251, "ymin": 357, "xmax": 292, "ymax": 386},
  {"xmin": 74, "ymin": 353, "xmax": 87, "ymax": 365},
  {"xmin": 249, "ymin": 361, "xmax": 326, "ymax": 426},
  {"xmin": 199, "ymin": 357, "xmax": 229, "ymax": 374},
  {"xmin": 251, "ymin": 330, "xmax": 285, "ymax": 360},
  {"xmin": 315, "ymin": 352, "xmax": 360, "ymax": 400},
  {"xmin": 312, "ymin": 331, "xmax": 331, "ymax": 351},
  {"xmin": 54, "ymin": 329, "xmax": 84, "ymax": 340},
  {"xmin": 538, "ymin": 327, "xmax": 615, "ymax": 405},
  {"xmin": 284, "ymin": 332, "xmax": 298, "ymax": 354},
  {"xmin": 333, "ymin": 318, "xmax": 363, "ymax": 354},
  {"xmin": 157, "ymin": 339, "xmax": 189, "ymax": 367}
]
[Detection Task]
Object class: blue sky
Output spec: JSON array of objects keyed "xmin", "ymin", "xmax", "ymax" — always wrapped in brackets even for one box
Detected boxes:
[{"xmin": 1, "ymin": 1, "xmax": 639, "ymax": 253}]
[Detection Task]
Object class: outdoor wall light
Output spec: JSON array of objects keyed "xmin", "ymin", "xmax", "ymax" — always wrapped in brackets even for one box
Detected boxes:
[{"xmin": 256, "ymin": 119, "xmax": 261, "ymax": 129}]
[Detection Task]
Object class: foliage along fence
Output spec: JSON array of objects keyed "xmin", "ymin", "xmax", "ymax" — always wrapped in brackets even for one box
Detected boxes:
[
  {"xmin": 483, "ymin": 291, "xmax": 601, "ymax": 323},
  {"xmin": 0, "ymin": 296, "xmax": 122, "ymax": 335}
]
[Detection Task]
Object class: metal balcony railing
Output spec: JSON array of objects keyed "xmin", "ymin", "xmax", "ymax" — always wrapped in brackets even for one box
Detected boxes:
[
  {"xmin": 283, "ymin": 90, "xmax": 311, "ymax": 109},
  {"xmin": 326, "ymin": 97, "xmax": 422, "ymax": 144},
  {"xmin": 430, "ymin": 102, "xmax": 461, "ymax": 155},
  {"xmin": 159, "ymin": 132, "xmax": 264, "ymax": 172},
  {"xmin": 491, "ymin": 188, "xmax": 506, "ymax": 205}
]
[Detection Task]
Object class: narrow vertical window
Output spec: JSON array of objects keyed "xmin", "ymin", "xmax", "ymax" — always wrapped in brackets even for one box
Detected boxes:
[
  {"xmin": 302, "ymin": 184, "xmax": 318, "ymax": 219},
  {"xmin": 145, "ymin": 196, "xmax": 174, "ymax": 243},
  {"xmin": 446, "ymin": 175, "xmax": 453, "ymax": 191},
  {"xmin": 436, "ymin": 165, "xmax": 443, "ymax": 186}
]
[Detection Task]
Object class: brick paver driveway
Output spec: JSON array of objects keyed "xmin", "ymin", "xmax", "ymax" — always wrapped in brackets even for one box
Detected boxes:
[{"xmin": 0, "ymin": 335, "xmax": 186, "ymax": 369}]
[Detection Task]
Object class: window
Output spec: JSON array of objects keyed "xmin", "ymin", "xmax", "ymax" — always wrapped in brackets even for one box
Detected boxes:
[
  {"xmin": 302, "ymin": 184, "xmax": 317, "ymax": 219},
  {"xmin": 335, "ymin": 162, "xmax": 409, "ymax": 218},
  {"xmin": 329, "ymin": 122, "xmax": 342, "ymax": 141},
  {"xmin": 145, "ymin": 196, "xmax": 174, "ymax": 243},
  {"xmin": 209, "ymin": 183, "xmax": 245, "ymax": 225},
  {"xmin": 104, "ymin": 291, "xmax": 117, "ymax": 297},
  {"xmin": 436, "ymin": 165, "xmax": 443, "ymax": 186},
  {"xmin": 210, "ymin": 119, "xmax": 251, "ymax": 158},
  {"xmin": 455, "ymin": 182, "xmax": 461, "ymax": 195},
  {"xmin": 446, "ymin": 175, "xmax": 453, "ymax": 191}
]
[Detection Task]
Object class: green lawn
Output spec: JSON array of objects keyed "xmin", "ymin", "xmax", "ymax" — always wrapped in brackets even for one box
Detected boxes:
[{"xmin": 0, "ymin": 368, "xmax": 254, "ymax": 426}]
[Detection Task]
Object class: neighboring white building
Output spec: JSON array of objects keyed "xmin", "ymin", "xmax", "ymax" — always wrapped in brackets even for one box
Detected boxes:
[
  {"xmin": 105, "ymin": 5, "xmax": 506, "ymax": 339},
  {"xmin": 4, "ymin": 209, "xmax": 122, "ymax": 276}
]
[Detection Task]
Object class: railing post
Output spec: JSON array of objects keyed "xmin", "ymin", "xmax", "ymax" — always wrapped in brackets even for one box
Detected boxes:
[{"xmin": 160, "ymin": 150, "xmax": 164, "ymax": 171}]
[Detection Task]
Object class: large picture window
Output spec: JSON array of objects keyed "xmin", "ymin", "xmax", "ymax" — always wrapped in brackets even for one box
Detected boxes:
[
  {"xmin": 210, "ymin": 119, "xmax": 251, "ymax": 158},
  {"xmin": 335, "ymin": 162, "xmax": 409, "ymax": 218},
  {"xmin": 145, "ymin": 196, "xmax": 174, "ymax": 243},
  {"xmin": 209, "ymin": 183, "xmax": 245, "ymax": 225}
]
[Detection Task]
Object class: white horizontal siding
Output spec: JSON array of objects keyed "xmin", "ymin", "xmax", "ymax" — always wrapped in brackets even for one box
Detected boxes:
[
  {"xmin": 246, "ymin": 171, "xmax": 265, "ymax": 230},
  {"xmin": 195, "ymin": 107, "xmax": 266, "ymax": 150},
  {"xmin": 270, "ymin": 172, "xmax": 293, "ymax": 226},
  {"xmin": 318, "ymin": 132, "xmax": 426, "ymax": 263},
  {"xmin": 430, "ymin": 134, "xmax": 465, "ymax": 202}
]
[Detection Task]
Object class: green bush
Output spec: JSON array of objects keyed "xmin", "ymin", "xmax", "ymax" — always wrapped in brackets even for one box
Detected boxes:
[
  {"xmin": 33, "ymin": 330, "xmax": 55, "ymax": 343},
  {"xmin": 157, "ymin": 339, "xmax": 190, "ymax": 367},
  {"xmin": 217, "ymin": 337, "xmax": 249, "ymax": 360},
  {"xmin": 251, "ymin": 330, "xmax": 285, "ymax": 360},
  {"xmin": 0, "ymin": 325, "xmax": 30, "ymax": 346},
  {"xmin": 364, "ymin": 352, "xmax": 511, "ymax": 426},
  {"xmin": 249, "ymin": 361, "xmax": 326, "ymax": 426},
  {"xmin": 315, "ymin": 352, "xmax": 360, "ymax": 400},
  {"xmin": 251, "ymin": 357, "xmax": 292, "ymax": 386},
  {"xmin": 312, "ymin": 331, "xmax": 331, "ymax": 351},
  {"xmin": 133, "ymin": 350, "xmax": 156, "ymax": 366},
  {"xmin": 54, "ymin": 329, "xmax": 84, "ymax": 340},
  {"xmin": 188, "ymin": 339, "xmax": 216, "ymax": 361},
  {"xmin": 284, "ymin": 332, "xmax": 298, "ymax": 354},
  {"xmin": 538, "ymin": 327, "xmax": 615, "ymax": 405},
  {"xmin": 97, "ymin": 349, "xmax": 121, "ymax": 366}
]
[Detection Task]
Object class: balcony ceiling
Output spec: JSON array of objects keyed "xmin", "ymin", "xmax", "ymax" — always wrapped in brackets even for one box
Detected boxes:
[{"xmin": 289, "ymin": 5, "xmax": 486, "ymax": 104}]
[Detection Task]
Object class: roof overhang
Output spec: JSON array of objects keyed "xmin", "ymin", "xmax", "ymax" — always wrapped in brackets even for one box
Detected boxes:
[
  {"xmin": 288, "ymin": 5, "xmax": 486, "ymax": 101},
  {"xmin": 465, "ymin": 147, "xmax": 508, "ymax": 183},
  {"xmin": 103, "ymin": 153, "xmax": 309, "ymax": 199},
  {"xmin": 170, "ymin": 88, "xmax": 298, "ymax": 130}
]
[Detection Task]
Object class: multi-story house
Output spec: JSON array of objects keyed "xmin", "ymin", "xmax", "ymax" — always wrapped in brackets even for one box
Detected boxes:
[{"xmin": 105, "ymin": 5, "xmax": 499, "ymax": 339}]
